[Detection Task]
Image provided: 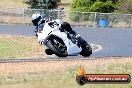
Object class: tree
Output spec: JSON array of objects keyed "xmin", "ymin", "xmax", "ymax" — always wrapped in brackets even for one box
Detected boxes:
[
  {"xmin": 25, "ymin": 0, "xmax": 59, "ymax": 9},
  {"xmin": 25, "ymin": 0, "xmax": 39, "ymax": 9}
]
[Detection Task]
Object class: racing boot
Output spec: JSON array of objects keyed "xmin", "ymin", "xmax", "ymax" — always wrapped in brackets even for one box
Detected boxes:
[
  {"xmin": 44, "ymin": 46, "xmax": 53, "ymax": 55},
  {"xmin": 45, "ymin": 49, "xmax": 53, "ymax": 55}
]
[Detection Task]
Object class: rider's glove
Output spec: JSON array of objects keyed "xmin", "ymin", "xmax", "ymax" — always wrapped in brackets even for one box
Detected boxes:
[{"xmin": 75, "ymin": 34, "xmax": 80, "ymax": 39}]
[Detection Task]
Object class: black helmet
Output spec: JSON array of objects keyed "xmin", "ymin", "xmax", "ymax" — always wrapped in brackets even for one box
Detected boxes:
[
  {"xmin": 60, "ymin": 22, "xmax": 72, "ymax": 32},
  {"xmin": 32, "ymin": 13, "xmax": 42, "ymax": 26}
]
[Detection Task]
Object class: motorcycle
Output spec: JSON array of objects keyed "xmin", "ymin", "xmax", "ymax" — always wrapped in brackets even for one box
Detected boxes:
[{"xmin": 37, "ymin": 19, "xmax": 92, "ymax": 57}]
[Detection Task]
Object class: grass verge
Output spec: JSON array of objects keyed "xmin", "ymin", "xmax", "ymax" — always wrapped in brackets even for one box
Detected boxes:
[
  {"xmin": 0, "ymin": 57, "xmax": 131, "ymax": 88},
  {"xmin": 0, "ymin": 35, "xmax": 44, "ymax": 58}
]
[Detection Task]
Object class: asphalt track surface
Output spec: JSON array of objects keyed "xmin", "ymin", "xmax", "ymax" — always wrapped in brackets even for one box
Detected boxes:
[{"xmin": 0, "ymin": 24, "xmax": 132, "ymax": 58}]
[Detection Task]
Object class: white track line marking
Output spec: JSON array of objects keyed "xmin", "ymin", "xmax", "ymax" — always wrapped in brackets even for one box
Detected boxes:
[{"xmin": 90, "ymin": 44, "xmax": 102, "ymax": 52}]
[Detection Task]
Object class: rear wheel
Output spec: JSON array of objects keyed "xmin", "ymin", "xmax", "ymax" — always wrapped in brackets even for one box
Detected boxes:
[{"xmin": 47, "ymin": 36, "xmax": 67, "ymax": 57}]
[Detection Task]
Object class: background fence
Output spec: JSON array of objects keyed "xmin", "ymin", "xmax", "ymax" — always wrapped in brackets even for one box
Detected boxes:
[{"xmin": 0, "ymin": 8, "xmax": 132, "ymax": 28}]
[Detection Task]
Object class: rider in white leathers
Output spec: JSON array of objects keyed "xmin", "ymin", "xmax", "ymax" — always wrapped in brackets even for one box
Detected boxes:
[{"xmin": 31, "ymin": 13, "xmax": 80, "ymax": 55}]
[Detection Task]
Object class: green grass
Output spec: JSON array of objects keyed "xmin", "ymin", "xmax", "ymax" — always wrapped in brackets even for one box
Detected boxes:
[
  {"xmin": 0, "ymin": 40, "xmax": 31, "ymax": 58},
  {"xmin": 0, "ymin": 63, "xmax": 131, "ymax": 88},
  {"xmin": 0, "ymin": 35, "xmax": 44, "ymax": 58}
]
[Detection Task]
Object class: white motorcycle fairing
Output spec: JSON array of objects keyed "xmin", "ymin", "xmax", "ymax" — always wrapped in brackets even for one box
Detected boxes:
[{"xmin": 37, "ymin": 20, "xmax": 82, "ymax": 56}]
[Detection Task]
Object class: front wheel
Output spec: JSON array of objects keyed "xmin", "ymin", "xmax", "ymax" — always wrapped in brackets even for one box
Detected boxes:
[{"xmin": 47, "ymin": 37, "xmax": 68, "ymax": 57}]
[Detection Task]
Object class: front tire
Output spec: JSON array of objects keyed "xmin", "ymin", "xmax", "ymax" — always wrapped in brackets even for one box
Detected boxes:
[{"xmin": 47, "ymin": 37, "xmax": 67, "ymax": 57}]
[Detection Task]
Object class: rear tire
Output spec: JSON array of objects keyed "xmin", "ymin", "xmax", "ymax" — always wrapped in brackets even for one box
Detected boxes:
[{"xmin": 47, "ymin": 37, "xmax": 67, "ymax": 57}]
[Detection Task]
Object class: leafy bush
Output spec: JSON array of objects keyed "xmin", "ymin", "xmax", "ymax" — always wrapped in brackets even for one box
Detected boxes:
[
  {"xmin": 71, "ymin": 0, "xmax": 132, "ymax": 14},
  {"xmin": 89, "ymin": 1, "xmax": 115, "ymax": 13},
  {"xmin": 70, "ymin": 0, "xmax": 116, "ymax": 21},
  {"xmin": 89, "ymin": 13, "xmax": 96, "ymax": 21},
  {"xmin": 71, "ymin": 7, "xmax": 90, "ymax": 12},
  {"xmin": 69, "ymin": 12, "xmax": 81, "ymax": 22},
  {"xmin": 71, "ymin": 0, "xmax": 94, "ymax": 9},
  {"xmin": 71, "ymin": 0, "xmax": 115, "ymax": 12}
]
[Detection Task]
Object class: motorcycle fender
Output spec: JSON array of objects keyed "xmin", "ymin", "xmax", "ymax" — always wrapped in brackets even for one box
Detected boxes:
[{"xmin": 64, "ymin": 38, "xmax": 82, "ymax": 56}]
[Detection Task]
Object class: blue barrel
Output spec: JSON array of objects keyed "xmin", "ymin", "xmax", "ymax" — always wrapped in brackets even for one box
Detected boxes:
[{"xmin": 99, "ymin": 20, "xmax": 109, "ymax": 27}]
